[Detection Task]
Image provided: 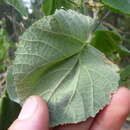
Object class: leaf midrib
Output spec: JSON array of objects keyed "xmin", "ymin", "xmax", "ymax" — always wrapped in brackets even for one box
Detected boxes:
[{"xmin": 32, "ymin": 26, "xmax": 86, "ymax": 46}]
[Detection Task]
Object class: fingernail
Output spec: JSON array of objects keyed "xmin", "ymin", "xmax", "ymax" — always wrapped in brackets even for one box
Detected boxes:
[{"xmin": 18, "ymin": 96, "xmax": 38, "ymax": 120}]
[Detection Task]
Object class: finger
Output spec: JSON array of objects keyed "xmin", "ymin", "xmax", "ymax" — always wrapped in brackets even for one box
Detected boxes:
[
  {"xmin": 8, "ymin": 96, "xmax": 49, "ymax": 130},
  {"xmin": 53, "ymin": 118, "xmax": 93, "ymax": 130},
  {"xmin": 90, "ymin": 87, "xmax": 130, "ymax": 130}
]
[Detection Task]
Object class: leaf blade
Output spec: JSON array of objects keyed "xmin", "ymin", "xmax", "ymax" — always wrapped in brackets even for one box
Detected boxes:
[
  {"xmin": 101, "ymin": 0, "xmax": 130, "ymax": 15},
  {"xmin": 7, "ymin": 9, "xmax": 120, "ymax": 127}
]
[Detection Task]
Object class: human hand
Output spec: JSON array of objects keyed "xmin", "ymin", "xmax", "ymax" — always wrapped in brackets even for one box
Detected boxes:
[{"xmin": 8, "ymin": 87, "xmax": 130, "ymax": 130}]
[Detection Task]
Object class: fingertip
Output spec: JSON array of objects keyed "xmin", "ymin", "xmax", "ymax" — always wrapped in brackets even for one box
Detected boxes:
[
  {"xmin": 8, "ymin": 96, "xmax": 49, "ymax": 130},
  {"xmin": 114, "ymin": 87, "xmax": 130, "ymax": 97},
  {"xmin": 111, "ymin": 87, "xmax": 130, "ymax": 112},
  {"xmin": 31, "ymin": 95, "xmax": 49, "ymax": 120},
  {"xmin": 31, "ymin": 95, "xmax": 49, "ymax": 123}
]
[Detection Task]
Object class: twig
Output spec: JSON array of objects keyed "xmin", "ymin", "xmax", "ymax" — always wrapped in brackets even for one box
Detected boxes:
[
  {"xmin": 103, "ymin": 21, "xmax": 123, "ymax": 33},
  {"xmin": 92, "ymin": 10, "xmax": 110, "ymax": 32}
]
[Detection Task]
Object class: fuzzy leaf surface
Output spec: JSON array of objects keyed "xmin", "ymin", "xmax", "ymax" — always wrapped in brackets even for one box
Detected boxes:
[{"xmin": 7, "ymin": 9, "xmax": 120, "ymax": 127}]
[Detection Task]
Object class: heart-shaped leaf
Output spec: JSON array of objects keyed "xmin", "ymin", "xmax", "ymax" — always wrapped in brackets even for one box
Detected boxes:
[{"xmin": 7, "ymin": 9, "xmax": 120, "ymax": 127}]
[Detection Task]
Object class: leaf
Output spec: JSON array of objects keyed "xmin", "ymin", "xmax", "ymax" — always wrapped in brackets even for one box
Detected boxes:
[
  {"xmin": 0, "ymin": 47, "xmax": 6, "ymax": 61},
  {"xmin": 0, "ymin": 30, "xmax": 6, "ymax": 61},
  {"xmin": 7, "ymin": 67, "xmax": 20, "ymax": 103},
  {"xmin": 5, "ymin": 0, "xmax": 28, "ymax": 17},
  {"xmin": 92, "ymin": 30, "xmax": 124, "ymax": 55},
  {"xmin": 7, "ymin": 9, "xmax": 120, "ymax": 126},
  {"xmin": 0, "ymin": 95, "xmax": 21, "ymax": 130},
  {"xmin": 42, "ymin": 0, "xmax": 53, "ymax": 15},
  {"xmin": 96, "ymin": 23, "xmax": 108, "ymax": 31},
  {"xmin": 42, "ymin": 0, "xmax": 77, "ymax": 15},
  {"xmin": 101, "ymin": 0, "xmax": 130, "ymax": 15},
  {"xmin": 118, "ymin": 45, "xmax": 130, "ymax": 56},
  {"xmin": 0, "ymin": 0, "xmax": 4, "ymax": 4},
  {"xmin": 120, "ymin": 65, "xmax": 130, "ymax": 87},
  {"xmin": 0, "ymin": 64, "xmax": 6, "ymax": 72}
]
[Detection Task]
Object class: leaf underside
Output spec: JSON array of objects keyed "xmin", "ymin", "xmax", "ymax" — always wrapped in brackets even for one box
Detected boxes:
[{"xmin": 7, "ymin": 9, "xmax": 120, "ymax": 127}]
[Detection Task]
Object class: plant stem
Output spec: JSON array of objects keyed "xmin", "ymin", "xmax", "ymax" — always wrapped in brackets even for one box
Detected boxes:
[{"xmin": 93, "ymin": 10, "xmax": 110, "ymax": 32}]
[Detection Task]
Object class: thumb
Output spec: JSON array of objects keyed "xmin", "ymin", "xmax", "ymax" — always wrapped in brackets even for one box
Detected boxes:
[{"xmin": 8, "ymin": 96, "xmax": 49, "ymax": 130}]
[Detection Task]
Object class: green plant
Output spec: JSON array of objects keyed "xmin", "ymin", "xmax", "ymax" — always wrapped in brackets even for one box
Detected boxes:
[
  {"xmin": 0, "ymin": 26, "xmax": 10, "ymax": 72},
  {"xmin": 120, "ymin": 65, "xmax": 130, "ymax": 87},
  {"xmin": 7, "ymin": 9, "xmax": 120, "ymax": 126},
  {"xmin": 0, "ymin": 93, "xmax": 21, "ymax": 130},
  {"xmin": 0, "ymin": 0, "xmax": 130, "ymax": 129}
]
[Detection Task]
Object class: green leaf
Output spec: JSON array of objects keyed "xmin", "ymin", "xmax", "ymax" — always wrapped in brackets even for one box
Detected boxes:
[
  {"xmin": 120, "ymin": 65, "xmax": 130, "ymax": 87},
  {"xmin": 0, "ymin": 0, "xmax": 4, "ymax": 4},
  {"xmin": 7, "ymin": 67, "xmax": 20, "ymax": 103},
  {"xmin": 118, "ymin": 45, "xmax": 130, "ymax": 56},
  {"xmin": 7, "ymin": 9, "xmax": 120, "ymax": 126},
  {"xmin": 0, "ymin": 47, "xmax": 6, "ymax": 61},
  {"xmin": 42, "ymin": 0, "xmax": 77, "ymax": 15},
  {"xmin": 5, "ymin": 0, "xmax": 28, "ymax": 17},
  {"xmin": 0, "ymin": 95, "xmax": 21, "ymax": 130},
  {"xmin": 92, "ymin": 30, "xmax": 122, "ymax": 55},
  {"xmin": 92, "ymin": 30, "xmax": 130, "ymax": 56},
  {"xmin": 101, "ymin": 0, "xmax": 130, "ymax": 15},
  {"xmin": 42, "ymin": 0, "xmax": 53, "ymax": 15},
  {"xmin": 0, "ymin": 64, "xmax": 6, "ymax": 72},
  {"xmin": 0, "ymin": 28, "xmax": 9, "ymax": 62}
]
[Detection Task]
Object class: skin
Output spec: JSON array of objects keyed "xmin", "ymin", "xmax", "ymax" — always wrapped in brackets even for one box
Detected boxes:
[{"xmin": 8, "ymin": 87, "xmax": 130, "ymax": 130}]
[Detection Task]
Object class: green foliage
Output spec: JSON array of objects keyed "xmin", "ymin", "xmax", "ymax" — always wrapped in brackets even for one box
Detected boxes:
[
  {"xmin": 0, "ymin": 29, "xmax": 7, "ymax": 61},
  {"xmin": 42, "ymin": 0, "xmax": 79, "ymax": 15},
  {"xmin": 42, "ymin": 0, "xmax": 57, "ymax": 15},
  {"xmin": 0, "ymin": 28, "xmax": 10, "ymax": 72},
  {"xmin": 5, "ymin": 0, "xmax": 28, "ymax": 17},
  {"xmin": 7, "ymin": 66, "xmax": 20, "ymax": 103},
  {"xmin": 101, "ymin": 0, "xmax": 130, "ymax": 15},
  {"xmin": 0, "ymin": 94, "xmax": 21, "ymax": 130},
  {"xmin": 92, "ymin": 30, "xmax": 122, "ymax": 55},
  {"xmin": 120, "ymin": 65, "xmax": 130, "ymax": 87},
  {"xmin": 7, "ymin": 9, "xmax": 120, "ymax": 126},
  {"xmin": 92, "ymin": 30, "xmax": 130, "ymax": 56}
]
